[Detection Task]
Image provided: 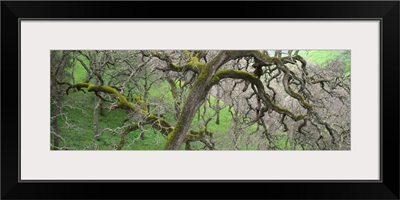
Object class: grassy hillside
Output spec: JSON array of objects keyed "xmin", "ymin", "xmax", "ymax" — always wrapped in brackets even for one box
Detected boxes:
[
  {"xmin": 57, "ymin": 56, "xmax": 237, "ymax": 150},
  {"xmin": 298, "ymin": 50, "xmax": 350, "ymax": 74}
]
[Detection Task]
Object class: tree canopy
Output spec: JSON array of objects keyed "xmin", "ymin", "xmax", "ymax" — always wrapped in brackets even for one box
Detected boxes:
[{"xmin": 51, "ymin": 50, "xmax": 350, "ymax": 150}]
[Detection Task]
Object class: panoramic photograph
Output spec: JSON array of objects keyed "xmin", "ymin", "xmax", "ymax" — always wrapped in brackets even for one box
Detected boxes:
[{"xmin": 50, "ymin": 50, "xmax": 350, "ymax": 150}]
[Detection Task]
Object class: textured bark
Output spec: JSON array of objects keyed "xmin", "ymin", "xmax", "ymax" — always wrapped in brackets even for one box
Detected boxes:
[
  {"xmin": 165, "ymin": 78, "xmax": 210, "ymax": 150},
  {"xmin": 165, "ymin": 51, "xmax": 232, "ymax": 150},
  {"xmin": 93, "ymin": 76, "xmax": 100, "ymax": 140},
  {"xmin": 99, "ymin": 100, "xmax": 105, "ymax": 116},
  {"xmin": 215, "ymin": 87, "xmax": 221, "ymax": 125},
  {"xmin": 50, "ymin": 50, "xmax": 70, "ymax": 150},
  {"xmin": 93, "ymin": 95, "xmax": 99, "ymax": 140},
  {"xmin": 166, "ymin": 77, "xmax": 181, "ymax": 119},
  {"xmin": 51, "ymin": 91, "xmax": 60, "ymax": 150}
]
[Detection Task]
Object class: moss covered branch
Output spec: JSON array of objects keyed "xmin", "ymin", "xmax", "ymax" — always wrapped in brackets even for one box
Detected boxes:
[
  {"xmin": 116, "ymin": 124, "xmax": 139, "ymax": 150},
  {"xmin": 62, "ymin": 82, "xmax": 177, "ymax": 150},
  {"xmin": 144, "ymin": 50, "xmax": 200, "ymax": 73},
  {"xmin": 185, "ymin": 127, "xmax": 215, "ymax": 150},
  {"xmin": 64, "ymin": 83, "xmax": 138, "ymax": 112},
  {"xmin": 116, "ymin": 114, "xmax": 175, "ymax": 150}
]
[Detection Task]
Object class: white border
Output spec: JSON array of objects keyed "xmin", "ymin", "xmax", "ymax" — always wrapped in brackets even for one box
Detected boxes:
[{"xmin": 21, "ymin": 21, "xmax": 380, "ymax": 180}]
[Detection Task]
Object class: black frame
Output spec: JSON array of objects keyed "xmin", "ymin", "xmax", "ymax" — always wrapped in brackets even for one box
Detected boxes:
[{"xmin": 1, "ymin": 1, "xmax": 399, "ymax": 199}]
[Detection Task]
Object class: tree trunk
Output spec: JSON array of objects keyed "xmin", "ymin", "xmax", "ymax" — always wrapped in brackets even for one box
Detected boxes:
[
  {"xmin": 99, "ymin": 99, "xmax": 105, "ymax": 116},
  {"xmin": 51, "ymin": 93, "xmax": 60, "ymax": 150},
  {"xmin": 50, "ymin": 50, "xmax": 70, "ymax": 150},
  {"xmin": 93, "ymin": 94, "xmax": 99, "ymax": 140},
  {"xmin": 71, "ymin": 63, "xmax": 75, "ymax": 84},
  {"xmin": 290, "ymin": 132, "xmax": 294, "ymax": 150},
  {"xmin": 197, "ymin": 109, "xmax": 201, "ymax": 121},
  {"xmin": 165, "ymin": 51, "xmax": 231, "ymax": 150},
  {"xmin": 165, "ymin": 81, "xmax": 209, "ymax": 150},
  {"xmin": 166, "ymin": 77, "xmax": 181, "ymax": 119},
  {"xmin": 215, "ymin": 86, "xmax": 221, "ymax": 125}
]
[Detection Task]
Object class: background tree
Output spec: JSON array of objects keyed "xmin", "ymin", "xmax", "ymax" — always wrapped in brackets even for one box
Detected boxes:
[{"xmin": 50, "ymin": 50, "xmax": 74, "ymax": 150}]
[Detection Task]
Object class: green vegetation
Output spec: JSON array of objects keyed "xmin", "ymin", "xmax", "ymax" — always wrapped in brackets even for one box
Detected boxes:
[{"xmin": 298, "ymin": 50, "xmax": 350, "ymax": 74}]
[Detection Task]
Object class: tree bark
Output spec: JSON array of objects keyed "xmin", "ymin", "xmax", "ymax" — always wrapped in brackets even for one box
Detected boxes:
[
  {"xmin": 215, "ymin": 86, "xmax": 221, "ymax": 125},
  {"xmin": 51, "ymin": 91, "xmax": 60, "ymax": 150},
  {"xmin": 165, "ymin": 51, "xmax": 232, "ymax": 150},
  {"xmin": 99, "ymin": 99, "xmax": 105, "ymax": 116},
  {"xmin": 93, "ymin": 94, "xmax": 99, "ymax": 140},
  {"xmin": 165, "ymin": 78, "xmax": 209, "ymax": 150},
  {"xmin": 166, "ymin": 77, "xmax": 181, "ymax": 119},
  {"xmin": 50, "ymin": 50, "xmax": 70, "ymax": 150}
]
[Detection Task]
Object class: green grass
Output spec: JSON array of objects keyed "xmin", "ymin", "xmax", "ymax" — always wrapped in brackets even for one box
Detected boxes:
[
  {"xmin": 64, "ymin": 55, "xmax": 89, "ymax": 83},
  {"xmin": 57, "ymin": 91, "xmax": 167, "ymax": 150},
  {"xmin": 58, "ymin": 58, "xmax": 177, "ymax": 150},
  {"xmin": 55, "ymin": 79, "xmax": 236, "ymax": 150},
  {"xmin": 190, "ymin": 96, "xmax": 231, "ymax": 134},
  {"xmin": 56, "ymin": 92, "xmax": 124, "ymax": 150},
  {"xmin": 299, "ymin": 50, "xmax": 350, "ymax": 74}
]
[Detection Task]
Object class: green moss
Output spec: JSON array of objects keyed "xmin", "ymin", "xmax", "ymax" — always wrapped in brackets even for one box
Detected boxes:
[
  {"xmin": 118, "ymin": 95, "xmax": 128, "ymax": 104},
  {"xmin": 273, "ymin": 104, "xmax": 291, "ymax": 113},
  {"xmin": 165, "ymin": 129, "xmax": 177, "ymax": 149},
  {"xmin": 211, "ymin": 75, "xmax": 220, "ymax": 83},
  {"xmin": 288, "ymin": 88, "xmax": 313, "ymax": 109},
  {"xmin": 127, "ymin": 102, "xmax": 135, "ymax": 110},
  {"xmin": 225, "ymin": 50, "xmax": 273, "ymax": 63},
  {"xmin": 218, "ymin": 69, "xmax": 256, "ymax": 78},
  {"xmin": 86, "ymin": 84, "xmax": 140, "ymax": 111},
  {"xmin": 213, "ymin": 69, "xmax": 258, "ymax": 84},
  {"xmin": 87, "ymin": 85, "xmax": 95, "ymax": 92},
  {"xmin": 303, "ymin": 102, "xmax": 313, "ymax": 109},
  {"xmin": 187, "ymin": 57, "xmax": 201, "ymax": 67},
  {"xmin": 270, "ymin": 57, "xmax": 281, "ymax": 63},
  {"xmin": 75, "ymin": 83, "xmax": 90, "ymax": 88},
  {"xmin": 186, "ymin": 133, "xmax": 199, "ymax": 138},
  {"xmin": 170, "ymin": 63, "xmax": 184, "ymax": 70},
  {"xmin": 226, "ymin": 50, "xmax": 251, "ymax": 58},
  {"xmin": 196, "ymin": 63, "xmax": 213, "ymax": 84},
  {"xmin": 134, "ymin": 95, "xmax": 148, "ymax": 112},
  {"xmin": 146, "ymin": 114, "xmax": 158, "ymax": 121},
  {"xmin": 135, "ymin": 95, "xmax": 142, "ymax": 102},
  {"xmin": 200, "ymin": 125, "xmax": 206, "ymax": 133},
  {"xmin": 117, "ymin": 95, "xmax": 135, "ymax": 110},
  {"xmin": 164, "ymin": 119, "xmax": 183, "ymax": 149},
  {"xmin": 102, "ymin": 86, "xmax": 119, "ymax": 96},
  {"xmin": 181, "ymin": 51, "xmax": 206, "ymax": 69},
  {"xmin": 140, "ymin": 102, "xmax": 148, "ymax": 113},
  {"xmin": 88, "ymin": 85, "xmax": 119, "ymax": 96},
  {"xmin": 251, "ymin": 50, "xmax": 273, "ymax": 64},
  {"xmin": 206, "ymin": 51, "xmax": 223, "ymax": 68},
  {"xmin": 182, "ymin": 50, "xmax": 192, "ymax": 59},
  {"xmin": 147, "ymin": 114, "xmax": 167, "ymax": 123},
  {"xmin": 195, "ymin": 51, "xmax": 203, "ymax": 58},
  {"xmin": 145, "ymin": 114, "xmax": 173, "ymax": 135}
]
